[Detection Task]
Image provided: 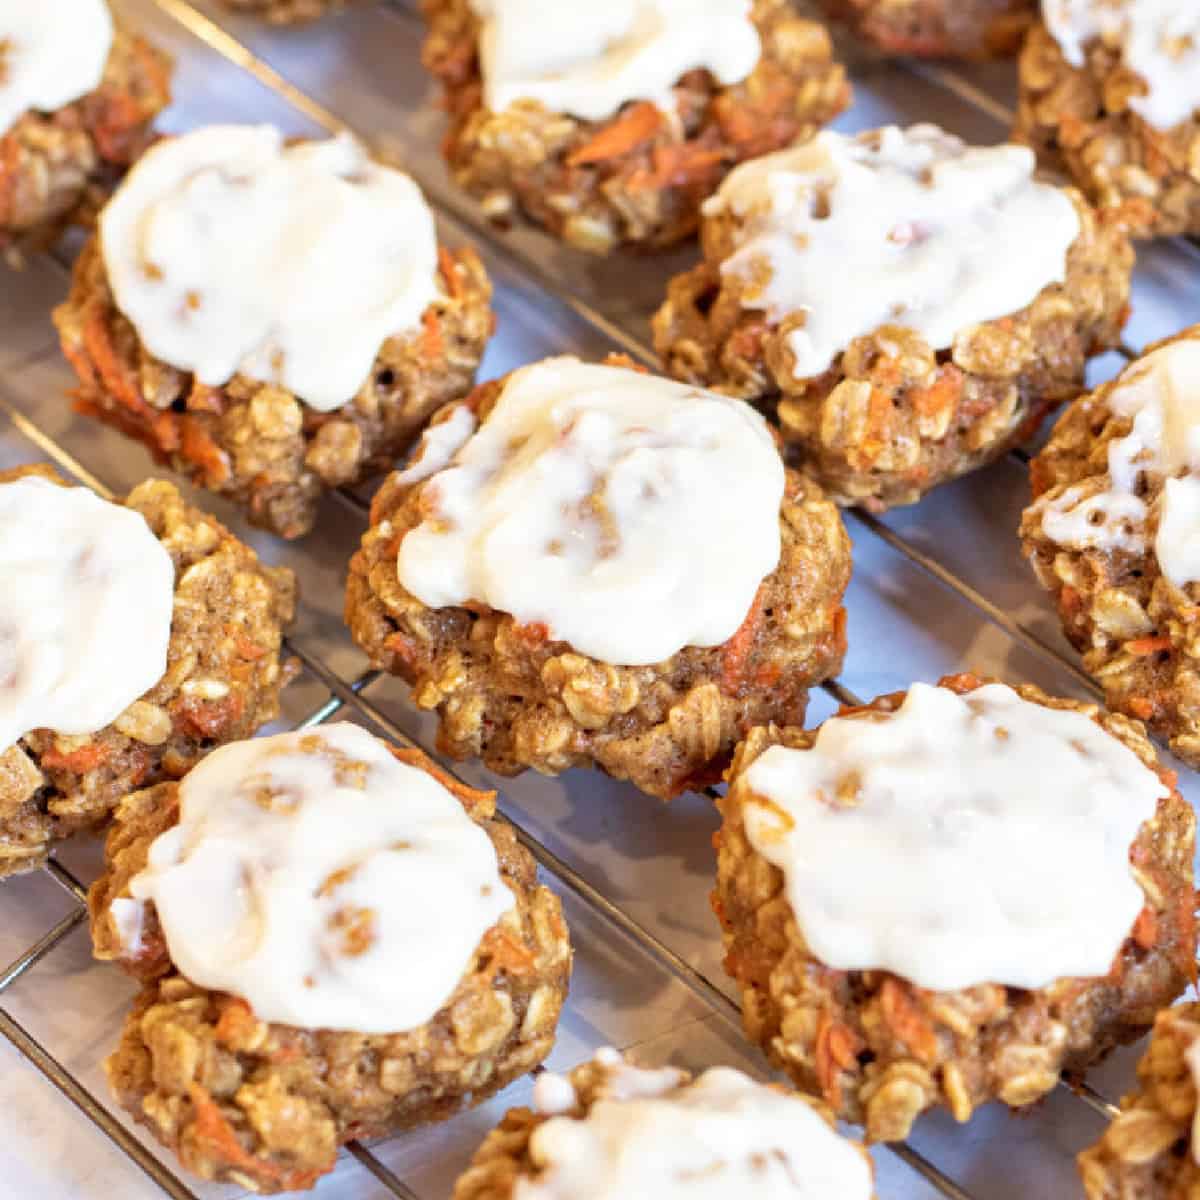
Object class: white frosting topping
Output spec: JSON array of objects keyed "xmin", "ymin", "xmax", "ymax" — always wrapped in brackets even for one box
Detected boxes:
[
  {"xmin": 518, "ymin": 1059, "xmax": 872, "ymax": 1200},
  {"xmin": 741, "ymin": 682, "xmax": 1165, "ymax": 992},
  {"xmin": 393, "ymin": 405, "xmax": 478, "ymax": 488},
  {"xmin": 705, "ymin": 125, "xmax": 1080, "ymax": 380},
  {"xmin": 469, "ymin": 0, "xmax": 761, "ymax": 122},
  {"xmin": 1037, "ymin": 335, "xmax": 1200, "ymax": 590},
  {"xmin": 1043, "ymin": 0, "xmax": 1200, "ymax": 131},
  {"xmin": 99, "ymin": 125, "xmax": 440, "ymax": 413},
  {"xmin": 396, "ymin": 357, "xmax": 784, "ymax": 667},
  {"xmin": 129, "ymin": 724, "xmax": 512, "ymax": 1033},
  {"xmin": 0, "ymin": 477, "xmax": 173, "ymax": 754},
  {"xmin": 0, "ymin": 0, "xmax": 114, "ymax": 137}
]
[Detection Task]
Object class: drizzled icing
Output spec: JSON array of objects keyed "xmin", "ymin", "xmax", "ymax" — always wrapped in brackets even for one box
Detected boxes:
[
  {"xmin": 1036, "ymin": 334, "xmax": 1200, "ymax": 589},
  {"xmin": 0, "ymin": 0, "xmax": 114, "ymax": 137},
  {"xmin": 100, "ymin": 125, "xmax": 440, "ymax": 412},
  {"xmin": 1043, "ymin": 0, "xmax": 1200, "ymax": 131},
  {"xmin": 393, "ymin": 405, "xmax": 477, "ymax": 488},
  {"xmin": 469, "ymin": 0, "xmax": 761, "ymax": 122},
  {"xmin": 741, "ymin": 682, "xmax": 1164, "ymax": 991},
  {"xmin": 518, "ymin": 1054, "xmax": 871, "ymax": 1200},
  {"xmin": 129, "ymin": 724, "xmax": 512, "ymax": 1033},
  {"xmin": 0, "ymin": 477, "xmax": 173, "ymax": 754},
  {"xmin": 396, "ymin": 357, "xmax": 784, "ymax": 667},
  {"xmin": 704, "ymin": 124, "xmax": 1079, "ymax": 380}
]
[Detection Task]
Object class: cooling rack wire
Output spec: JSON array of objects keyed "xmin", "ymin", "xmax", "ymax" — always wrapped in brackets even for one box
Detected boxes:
[{"xmin": 0, "ymin": 1, "xmax": 1193, "ymax": 1197}]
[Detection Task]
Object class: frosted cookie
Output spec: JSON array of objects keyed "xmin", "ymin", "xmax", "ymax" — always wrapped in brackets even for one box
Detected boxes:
[
  {"xmin": 345, "ymin": 355, "xmax": 851, "ymax": 800},
  {"xmin": 219, "ymin": 0, "xmax": 348, "ymax": 22},
  {"xmin": 53, "ymin": 124, "xmax": 494, "ymax": 538},
  {"xmin": 0, "ymin": 0, "xmax": 170, "ymax": 258},
  {"xmin": 90, "ymin": 723, "xmax": 571, "ymax": 1193},
  {"xmin": 1022, "ymin": 325, "xmax": 1200, "ymax": 767},
  {"xmin": 1078, "ymin": 1002, "xmax": 1200, "ymax": 1200},
  {"xmin": 420, "ymin": 0, "xmax": 850, "ymax": 252},
  {"xmin": 453, "ymin": 1049, "xmax": 875, "ymax": 1199},
  {"xmin": 653, "ymin": 123, "xmax": 1133, "ymax": 510},
  {"xmin": 815, "ymin": 0, "xmax": 1035, "ymax": 59},
  {"xmin": 713, "ymin": 674, "xmax": 1195, "ymax": 1142},
  {"xmin": 0, "ymin": 465, "xmax": 295, "ymax": 876},
  {"xmin": 1014, "ymin": 1, "xmax": 1200, "ymax": 237}
]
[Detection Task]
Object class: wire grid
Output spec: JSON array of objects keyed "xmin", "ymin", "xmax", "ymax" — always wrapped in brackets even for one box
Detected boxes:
[{"xmin": 0, "ymin": 1, "xmax": 1193, "ymax": 1196}]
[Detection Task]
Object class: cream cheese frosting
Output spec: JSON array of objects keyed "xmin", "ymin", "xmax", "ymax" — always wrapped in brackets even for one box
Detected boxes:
[
  {"xmin": 129, "ymin": 724, "xmax": 513, "ymax": 1033},
  {"xmin": 741, "ymin": 682, "xmax": 1164, "ymax": 991},
  {"xmin": 100, "ymin": 125, "xmax": 440, "ymax": 413},
  {"xmin": 469, "ymin": 0, "xmax": 761, "ymax": 122},
  {"xmin": 0, "ymin": 476, "xmax": 173, "ymax": 754},
  {"xmin": 0, "ymin": 0, "xmax": 114, "ymax": 137},
  {"xmin": 705, "ymin": 125, "xmax": 1080, "ymax": 380},
  {"xmin": 395, "ymin": 357, "xmax": 785, "ymax": 667}
]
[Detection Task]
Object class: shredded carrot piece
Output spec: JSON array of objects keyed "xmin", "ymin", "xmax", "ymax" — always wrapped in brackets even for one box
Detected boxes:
[
  {"xmin": 719, "ymin": 584, "xmax": 766, "ymax": 696},
  {"xmin": 173, "ymin": 692, "xmax": 245, "ymax": 739},
  {"xmin": 1128, "ymin": 696, "xmax": 1156, "ymax": 720},
  {"xmin": 179, "ymin": 416, "xmax": 231, "ymax": 487},
  {"xmin": 233, "ymin": 633, "xmax": 267, "ymax": 661},
  {"xmin": 568, "ymin": 102, "xmax": 663, "ymax": 166},
  {"xmin": 911, "ymin": 365, "xmax": 964, "ymax": 420},
  {"xmin": 879, "ymin": 978, "xmax": 938, "ymax": 1061},
  {"xmin": 479, "ymin": 925, "xmax": 536, "ymax": 978},
  {"xmin": 1127, "ymin": 634, "xmax": 1172, "ymax": 656},
  {"xmin": 82, "ymin": 311, "xmax": 153, "ymax": 418},
  {"xmin": 40, "ymin": 742, "xmax": 109, "ymax": 774},
  {"xmin": 1132, "ymin": 905, "xmax": 1158, "ymax": 950},
  {"xmin": 850, "ymin": 387, "xmax": 894, "ymax": 469},
  {"xmin": 187, "ymin": 1084, "xmax": 327, "ymax": 1191},
  {"xmin": 513, "ymin": 621, "xmax": 550, "ymax": 650},
  {"xmin": 437, "ymin": 246, "xmax": 463, "ymax": 300},
  {"xmin": 646, "ymin": 142, "xmax": 725, "ymax": 190},
  {"xmin": 421, "ymin": 308, "xmax": 444, "ymax": 359},
  {"xmin": 814, "ymin": 1012, "xmax": 862, "ymax": 1108},
  {"xmin": 214, "ymin": 998, "xmax": 257, "ymax": 1048}
]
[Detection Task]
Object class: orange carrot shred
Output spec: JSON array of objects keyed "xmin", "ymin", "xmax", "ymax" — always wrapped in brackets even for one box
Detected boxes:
[
  {"xmin": 568, "ymin": 102, "xmax": 663, "ymax": 166},
  {"xmin": 719, "ymin": 584, "xmax": 766, "ymax": 696},
  {"xmin": 1127, "ymin": 634, "xmax": 1172, "ymax": 656}
]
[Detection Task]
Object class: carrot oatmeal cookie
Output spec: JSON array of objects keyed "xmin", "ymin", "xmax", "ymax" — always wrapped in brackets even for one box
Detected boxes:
[
  {"xmin": 653, "ymin": 123, "xmax": 1133, "ymax": 510},
  {"xmin": 90, "ymin": 724, "xmax": 571, "ymax": 1193},
  {"xmin": 218, "ymin": 0, "xmax": 347, "ymax": 22},
  {"xmin": 0, "ymin": 2, "xmax": 171, "ymax": 258},
  {"xmin": 713, "ymin": 674, "xmax": 1196, "ymax": 1143},
  {"xmin": 453, "ymin": 1048, "xmax": 875, "ymax": 1200},
  {"xmin": 1078, "ymin": 1002, "xmax": 1200, "ymax": 1200},
  {"xmin": 0, "ymin": 465, "xmax": 295, "ymax": 877},
  {"xmin": 53, "ymin": 124, "xmax": 493, "ymax": 539},
  {"xmin": 420, "ymin": 0, "xmax": 850, "ymax": 252},
  {"xmin": 815, "ymin": 0, "xmax": 1035, "ymax": 59},
  {"xmin": 1022, "ymin": 326, "xmax": 1200, "ymax": 767},
  {"xmin": 1014, "ymin": 2, "xmax": 1200, "ymax": 238},
  {"xmin": 346, "ymin": 355, "xmax": 851, "ymax": 801}
]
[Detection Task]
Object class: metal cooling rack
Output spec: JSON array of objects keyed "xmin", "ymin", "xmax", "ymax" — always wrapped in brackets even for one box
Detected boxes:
[{"xmin": 1, "ymin": 2, "xmax": 1198, "ymax": 1197}]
